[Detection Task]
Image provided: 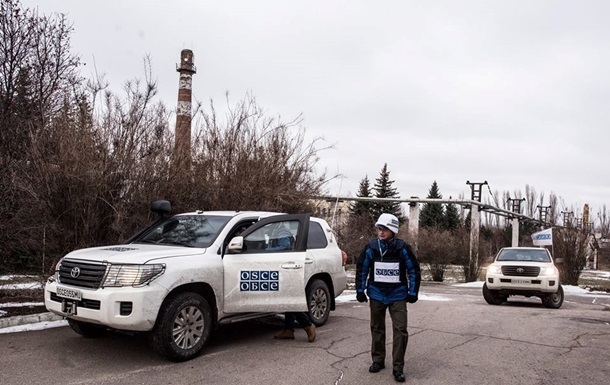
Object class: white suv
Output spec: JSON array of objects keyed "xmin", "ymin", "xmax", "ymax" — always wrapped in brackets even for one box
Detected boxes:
[
  {"xmin": 45, "ymin": 201, "xmax": 347, "ymax": 361},
  {"xmin": 483, "ymin": 247, "xmax": 563, "ymax": 309}
]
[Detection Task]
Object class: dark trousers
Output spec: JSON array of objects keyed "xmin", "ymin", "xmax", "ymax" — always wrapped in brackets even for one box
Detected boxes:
[
  {"xmin": 284, "ymin": 312, "xmax": 311, "ymax": 329},
  {"xmin": 369, "ymin": 298, "xmax": 408, "ymax": 371}
]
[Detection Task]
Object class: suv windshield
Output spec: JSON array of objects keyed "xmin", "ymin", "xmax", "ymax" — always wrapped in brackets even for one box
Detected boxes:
[
  {"xmin": 496, "ymin": 249, "xmax": 551, "ymax": 262},
  {"xmin": 133, "ymin": 215, "xmax": 231, "ymax": 248}
]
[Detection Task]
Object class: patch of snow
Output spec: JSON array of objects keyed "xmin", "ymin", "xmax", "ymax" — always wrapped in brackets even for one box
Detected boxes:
[
  {"xmin": 419, "ymin": 293, "xmax": 451, "ymax": 301},
  {"xmin": 336, "ymin": 293, "xmax": 357, "ymax": 304},
  {"xmin": 0, "ymin": 310, "xmax": 6, "ymax": 317},
  {"xmin": 337, "ymin": 290, "xmax": 451, "ymax": 303},
  {"xmin": 452, "ymin": 281, "xmax": 610, "ymax": 296},
  {"xmin": 453, "ymin": 281, "xmax": 485, "ymax": 288},
  {"xmin": 0, "ymin": 320, "xmax": 67, "ymax": 334},
  {"xmin": 0, "ymin": 275, "xmax": 39, "ymax": 281},
  {"xmin": 0, "ymin": 302, "xmax": 44, "ymax": 308},
  {"xmin": 0, "ymin": 282, "xmax": 43, "ymax": 290},
  {"xmin": 580, "ymin": 270, "xmax": 610, "ymax": 280}
]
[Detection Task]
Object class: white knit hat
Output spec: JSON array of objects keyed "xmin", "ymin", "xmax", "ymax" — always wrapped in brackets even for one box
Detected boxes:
[{"xmin": 375, "ymin": 213, "xmax": 399, "ymax": 234}]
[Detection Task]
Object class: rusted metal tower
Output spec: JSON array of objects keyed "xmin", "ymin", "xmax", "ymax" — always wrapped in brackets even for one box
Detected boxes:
[{"xmin": 174, "ymin": 49, "xmax": 196, "ymax": 170}]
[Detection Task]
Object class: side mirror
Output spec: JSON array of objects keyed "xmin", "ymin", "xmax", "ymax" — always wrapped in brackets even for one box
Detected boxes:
[
  {"xmin": 151, "ymin": 200, "xmax": 171, "ymax": 217},
  {"xmin": 227, "ymin": 236, "xmax": 244, "ymax": 254},
  {"xmin": 554, "ymin": 258, "xmax": 564, "ymax": 264}
]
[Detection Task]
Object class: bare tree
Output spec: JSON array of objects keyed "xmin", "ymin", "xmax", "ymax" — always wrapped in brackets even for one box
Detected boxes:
[
  {"xmin": 418, "ymin": 227, "xmax": 454, "ymax": 282},
  {"xmin": 0, "ymin": 0, "xmax": 82, "ymax": 272},
  {"xmin": 187, "ymin": 93, "xmax": 327, "ymax": 213},
  {"xmin": 554, "ymin": 228, "xmax": 587, "ymax": 285}
]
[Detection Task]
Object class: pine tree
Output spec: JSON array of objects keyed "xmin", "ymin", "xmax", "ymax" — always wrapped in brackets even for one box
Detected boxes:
[
  {"xmin": 420, "ymin": 181, "xmax": 445, "ymax": 229},
  {"xmin": 349, "ymin": 175, "xmax": 374, "ymax": 218},
  {"xmin": 372, "ymin": 163, "xmax": 403, "ymax": 221},
  {"xmin": 444, "ymin": 201, "xmax": 460, "ymax": 231}
]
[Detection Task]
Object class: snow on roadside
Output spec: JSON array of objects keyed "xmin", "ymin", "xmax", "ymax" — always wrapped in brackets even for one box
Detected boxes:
[
  {"xmin": 0, "ymin": 282, "xmax": 44, "ymax": 290},
  {"xmin": 0, "ymin": 320, "xmax": 67, "ymax": 334},
  {"xmin": 453, "ymin": 281, "xmax": 610, "ymax": 296},
  {"xmin": 0, "ymin": 302, "xmax": 44, "ymax": 308},
  {"xmin": 338, "ymin": 290, "xmax": 451, "ymax": 303}
]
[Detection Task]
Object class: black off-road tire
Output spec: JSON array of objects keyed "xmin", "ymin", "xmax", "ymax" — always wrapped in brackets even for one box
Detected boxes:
[
  {"xmin": 482, "ymin": 283, "xmax": 506, "ymax": 305},
  {"xmin": 149, "ymin": 292, "xmax": 212, "ymax": 362},
  {"xmin": 67, "ymin": 319, "xmax": 107, "ymax": 338},
  {"xmin": 542, "ymin": 285, "xmax": 564, "ymax": 309},
  {"xmin": 307, "ymin": 279, "xmax": 331, "ymax": 326}
]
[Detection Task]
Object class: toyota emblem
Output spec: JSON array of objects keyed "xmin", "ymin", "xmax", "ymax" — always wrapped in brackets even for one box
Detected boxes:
[
  {"xmin": 516, "ymin": 267, "xmax": 524, "ymax": 274},
  {"xmin": 71, "ymin": 267, "xmax": 81, "ymax": 278}
]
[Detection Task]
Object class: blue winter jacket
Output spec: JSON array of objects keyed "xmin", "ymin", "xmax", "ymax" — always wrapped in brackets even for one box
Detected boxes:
[{"xmin": 356, "ymin": 237, "xmax": 421, "ymax": 305}]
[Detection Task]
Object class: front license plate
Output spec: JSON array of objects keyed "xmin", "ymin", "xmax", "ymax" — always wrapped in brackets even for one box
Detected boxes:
[
  {"xmin": 514, "ymin": 279, "xmax": 530, "ymax": 284},
  {"xmin": 56, "ymin": 286, "xmax": 82, "ymax": 301}
]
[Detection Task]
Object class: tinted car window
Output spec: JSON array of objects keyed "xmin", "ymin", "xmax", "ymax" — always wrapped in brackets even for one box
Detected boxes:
[
  {"xmin": 496, "ymin": 249, "xmax": 551, "ymax": 262},
  {"xmin": 134, "ymin": 215, "xmax": 231, "ymax": 248},
  {"xmin": 307, "ymin": 222, "xmax": 328, "ymax": 249}
]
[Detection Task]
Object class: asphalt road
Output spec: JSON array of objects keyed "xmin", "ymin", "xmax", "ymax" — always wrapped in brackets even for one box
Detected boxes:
[{"xmin": 1, "ymin": 283, "xmax": 609, "ymax": 385}]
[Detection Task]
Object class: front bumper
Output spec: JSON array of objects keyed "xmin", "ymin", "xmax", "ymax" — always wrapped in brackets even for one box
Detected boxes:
[
  {"xmin": 486, "ymin": 273, "xmax": 559, "ymax": 293},
  {"xmin": 44, "ymin": 280, "xmax": 168, "ymax": 331}
]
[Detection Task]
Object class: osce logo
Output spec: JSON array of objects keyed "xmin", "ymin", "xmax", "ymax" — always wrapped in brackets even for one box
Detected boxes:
[
  {"xmin": 375, "ymin": 268, "xmax": 399, "ymax": 276},
  {"xmin": 240, "ymin": 270, "xmax": 279, "ymax": 291},
  {"xmin": 533, "ymin": 234, "xmax": 551, "ymax": 240}
]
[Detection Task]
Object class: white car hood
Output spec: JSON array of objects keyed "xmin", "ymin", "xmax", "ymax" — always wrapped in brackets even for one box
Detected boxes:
[{"xmin": 63, "ymin": 243, "xmax": 205, "ymax": 264}]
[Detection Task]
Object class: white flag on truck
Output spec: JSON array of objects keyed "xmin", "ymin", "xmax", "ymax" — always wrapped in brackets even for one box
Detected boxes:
[{"xmin": 532, "ymin": 228, "xmax": 553, "ymax": 246}]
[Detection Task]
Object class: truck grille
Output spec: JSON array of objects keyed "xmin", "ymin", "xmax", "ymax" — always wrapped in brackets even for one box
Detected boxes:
[
  {"xmin": 501, "ymin": 265, "xmax": 540, "ymax": 277},
  {"xmin": 58, "ymin": 259, "xmax": 107, "ymax": 289}
]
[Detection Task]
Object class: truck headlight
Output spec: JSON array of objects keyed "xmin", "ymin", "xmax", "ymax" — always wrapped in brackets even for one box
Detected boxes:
[
  {"xmin": 102, "ymin": 264, "xmax": 165, "ymax": 287},
  {"xmin": 487, "ymin": 265, "xmax": 501, "ymax": 274},
  {"xmin": 48, "ymin": 258, "xmax": 64, "ymax": 283},
  {"xmin": 539, "ymin": 266, "xmax": 558, "ymax": 276}
]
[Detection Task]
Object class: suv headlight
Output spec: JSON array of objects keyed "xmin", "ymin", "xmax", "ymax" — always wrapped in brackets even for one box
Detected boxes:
[
  {"xmin": 48, "ymin": 258, "xmax": 64, "ymax": 283},
  {"xmin": 487, "ymin": 264, "xmax": 501, "ymax": 274},
  {"xmin": 539, "ymin": 266, "xmax": 558, "ymax": 276},
  {"xmin": 102, "ymin": 264, "xmax": 166, "ymax": 287}
]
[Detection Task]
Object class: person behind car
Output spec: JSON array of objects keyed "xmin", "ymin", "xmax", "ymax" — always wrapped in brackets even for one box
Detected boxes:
[
  {"xmin": 268, "ymin": 221, "xmax": 316, "ymax": 342},
  {"xmin": 355, "ymin": 213, "xmax": 421, "ymax": 383},
  {"xmin": 266, "ymin": 222, "xmax": 295, "ymax": 251}
]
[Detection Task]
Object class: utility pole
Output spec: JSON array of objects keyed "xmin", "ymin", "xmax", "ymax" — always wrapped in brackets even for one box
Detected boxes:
[
  {"xmin": 537, "ymin": 205, "xmax": 552, "ymax": 227},
  {"xmin": 465, "ymin": 181, "xmax": 487, "ymax": 279},
  {"xmin": 408, "ymin": 197, "xmax": 420, "ymax": 250},
  {"xmin": 508, "ymin": 198, "xmax": 525, "ymax": 246},
  {"xmin": 561, "ymin": 211, "xmax": 573, "ymax": 228}
]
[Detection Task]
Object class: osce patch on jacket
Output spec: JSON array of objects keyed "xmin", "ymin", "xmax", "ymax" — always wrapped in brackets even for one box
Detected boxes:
[
  {"xmin": 240, "ymin": 270, "xmax": 280, "ymax": 291},
  {"xmin": 374, "ymin": 261, "xmax": 400, "ymax": 283}
]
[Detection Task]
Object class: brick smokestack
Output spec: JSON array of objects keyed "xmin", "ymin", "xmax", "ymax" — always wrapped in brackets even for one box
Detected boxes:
[{"xmin": 174, "ymin": 49, "xmax": 196, "ymax": 170}]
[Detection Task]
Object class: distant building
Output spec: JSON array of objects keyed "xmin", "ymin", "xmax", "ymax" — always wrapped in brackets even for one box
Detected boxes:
[{"xmin": 311, "ymin": 198, "xmax": 350, "ymax": 230}]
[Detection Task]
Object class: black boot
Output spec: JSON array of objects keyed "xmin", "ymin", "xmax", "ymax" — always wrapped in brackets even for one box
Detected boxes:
[{"xmin": 393, "ymin": 370, "xmax": 405, "ymax": 382}]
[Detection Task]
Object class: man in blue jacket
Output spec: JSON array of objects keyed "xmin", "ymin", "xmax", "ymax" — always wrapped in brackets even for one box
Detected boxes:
[{"xmin": 356, "ymin": 213, "xmax": 421, "ymax": 383}]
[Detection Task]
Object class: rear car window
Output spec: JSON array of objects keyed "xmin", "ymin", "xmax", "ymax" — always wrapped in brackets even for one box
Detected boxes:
[{"xmin": 307, "ymin": 222, "xmax": 328, "ymax": 249}]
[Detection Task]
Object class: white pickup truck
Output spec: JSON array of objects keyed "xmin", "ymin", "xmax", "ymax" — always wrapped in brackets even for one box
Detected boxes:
[{"xmin": 44, "ymin": 201, "xmax": 347, "ymax": 361}]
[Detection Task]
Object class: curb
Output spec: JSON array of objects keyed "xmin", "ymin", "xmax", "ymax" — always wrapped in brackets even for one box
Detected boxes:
[{"xmin": 0, "ymin": 312, "xmax": 64, "ymax": 329}]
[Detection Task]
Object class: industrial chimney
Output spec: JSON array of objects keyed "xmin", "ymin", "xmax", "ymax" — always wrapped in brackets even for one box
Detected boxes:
[{"xmin": 174, "ymin": 49, "xmax": 196, "ymax": 170}]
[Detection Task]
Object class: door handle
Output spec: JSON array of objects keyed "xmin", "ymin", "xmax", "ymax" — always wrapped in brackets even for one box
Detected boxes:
[
  {"xmin": 281, "ymin": 262, "xmax": 303, "ymax": 269},
  {"xmin": 304, "ymin": 257, "xmax": 314, "ymax": 265}
]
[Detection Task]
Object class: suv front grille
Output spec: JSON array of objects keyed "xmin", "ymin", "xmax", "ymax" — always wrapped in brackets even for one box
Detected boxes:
[
  {"xmin": 501, "ymin": 265, "xmax": 540, "ymax": 277},
  {"xmin": 58, "ymin": 259, "xmax": 107, "ymax": 288}
]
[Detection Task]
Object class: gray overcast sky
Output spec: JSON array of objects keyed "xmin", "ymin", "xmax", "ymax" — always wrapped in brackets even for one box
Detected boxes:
[{"xmin": 23, "ymin": 0, "xmax": 610, "ymax": 218}]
